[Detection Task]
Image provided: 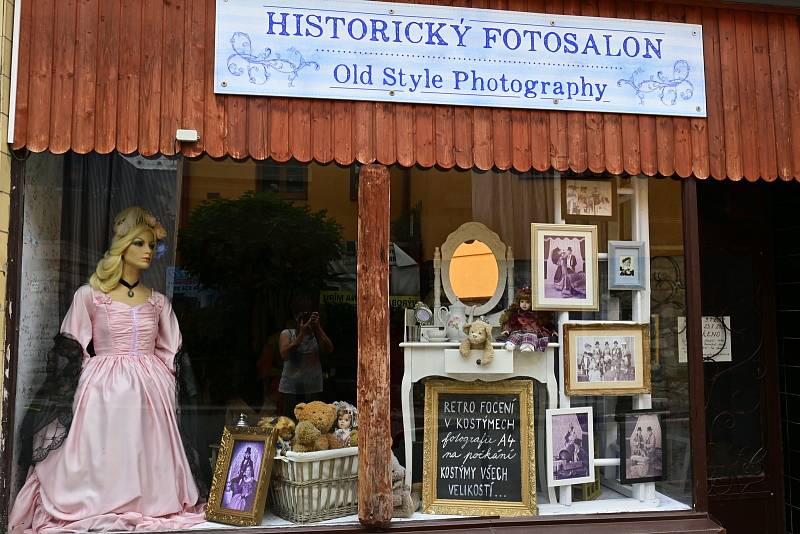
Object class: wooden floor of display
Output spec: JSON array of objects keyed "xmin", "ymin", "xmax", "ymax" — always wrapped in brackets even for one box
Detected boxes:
[{"xmin": 192, "ymin": 487, "xmax": 691, "ymax": 530}]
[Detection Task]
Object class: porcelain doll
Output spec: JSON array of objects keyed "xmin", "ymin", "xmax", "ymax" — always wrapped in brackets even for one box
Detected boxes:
[
  {"xmin": 498, "ymin": 287, "xmax": 555, "ymax": 352},
  {"xmin": 332, "ymin": 401, "xmax": 358, "ymax": 448},
  {"xmin": 10, "ymin": 207, "xmax": 205, "ymax": 533}
]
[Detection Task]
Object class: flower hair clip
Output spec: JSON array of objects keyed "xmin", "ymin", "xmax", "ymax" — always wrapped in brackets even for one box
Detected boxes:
[{"xmin": 114, "ymin": 210, "xmax": 167, "ymax": 241}]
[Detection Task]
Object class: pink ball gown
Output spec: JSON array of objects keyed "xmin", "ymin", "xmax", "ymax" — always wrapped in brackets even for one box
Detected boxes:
[{"xmin": 9, "ymin": 285, "xmax": 205, "ymax": 533}]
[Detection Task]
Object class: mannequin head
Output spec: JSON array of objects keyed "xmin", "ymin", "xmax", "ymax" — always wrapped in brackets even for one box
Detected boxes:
[{"xmin": 89, "ymin": 207, "xmax": 167, "ymax": 293}]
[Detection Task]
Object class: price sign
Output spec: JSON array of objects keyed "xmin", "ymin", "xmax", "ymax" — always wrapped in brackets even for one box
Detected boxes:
[{"xmin": 422, "ymin": 379, "xmax": 536, "ymax": 516}]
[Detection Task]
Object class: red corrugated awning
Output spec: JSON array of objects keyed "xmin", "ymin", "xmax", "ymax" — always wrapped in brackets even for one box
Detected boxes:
[{"xmin": 10, "ymin": 0, "xmax": 800, "ymax": 181}]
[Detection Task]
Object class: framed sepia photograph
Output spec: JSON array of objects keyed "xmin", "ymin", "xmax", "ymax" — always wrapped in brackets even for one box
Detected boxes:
[
  {"xmin": 531, "ymin": 223, "xmax": 598, "ymax": 311},
  {"xmin": 608, "ymin": 241, "xmax": 646, "ymax": 291},
  {"xmin": 206, "ymin": 425, "xmax": 278, "ymax": 526},
  {"xmin": 618, "ymin": 409, "xmax": 666, "ymax": 484},
  {"xmin": 563, "ymin": 323, "xmax": 651, "ymax": 396},
  {"xmin": 422, "ymin": 379, "xmax": 537, "ymax": 516},
  {"xmin": 546, "ymin": 407, "xmax": 595, "ymax": 487},
  {"xmin": 561, "ymin": 177, "xmax": 617, "ymax": 222}
]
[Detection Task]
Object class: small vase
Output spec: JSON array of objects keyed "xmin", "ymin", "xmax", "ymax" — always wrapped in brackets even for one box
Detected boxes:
[{"xmin": 437, "ymin": 302, "xmax": 468, "ymax": 342}]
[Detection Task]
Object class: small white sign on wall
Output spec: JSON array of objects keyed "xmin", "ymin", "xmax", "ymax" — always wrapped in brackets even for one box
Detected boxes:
[
  {"xmin": 677, "ymin": 316, "xmax": 732, "ymax": 363},
  {"xmin": 214, "ymin": 0, "xmax": 707, "ymax": 117}
]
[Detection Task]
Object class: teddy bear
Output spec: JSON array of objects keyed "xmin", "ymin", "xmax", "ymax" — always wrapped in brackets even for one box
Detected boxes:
[
  {"xmin": 292, "ymin": 401, "xmax": 338, "ymax": 452},
  {"xmin": 391, "ymin": 454, "xmax": 419, "ymax": 518},
  {"xmin": 459, "ymin": 320, "xmax": 494, "ymax": 366}
]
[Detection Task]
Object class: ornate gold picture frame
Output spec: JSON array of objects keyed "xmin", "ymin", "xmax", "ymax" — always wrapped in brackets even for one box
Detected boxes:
[
  {"xmin": 205, "ymin": 425, "xmax": 278, "ymax": 526},
  {"xmin": 563, "ymin": 323, "xmax": 652, "ymax": 396},
  {"xmin": 422, "ymin": 379, "xmax": 537, "ymax": 516}
]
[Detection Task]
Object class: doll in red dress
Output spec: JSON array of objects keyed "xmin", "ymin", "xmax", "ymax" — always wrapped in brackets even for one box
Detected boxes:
[{"xmin": 498, "ymin": 287, "xmax": 555, "ymax": 352}]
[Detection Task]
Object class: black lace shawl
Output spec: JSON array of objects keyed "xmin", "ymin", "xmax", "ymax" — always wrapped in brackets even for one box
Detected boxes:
[{"xmin": 17, "ymin": 334, "xmax": 208, "ymax": 497}]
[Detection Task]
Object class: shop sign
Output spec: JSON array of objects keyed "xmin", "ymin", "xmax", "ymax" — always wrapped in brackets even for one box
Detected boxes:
[
  {"xmin": 214, "ymin": 0, "xmax": 706, "ymax": 117},
  {"xmin": 677, "ymin": 316, "xmax": 732, "ymax": 363},
  {"xmin": 321, "ymin": 290, "xmax": 418, "ymax": 308}
]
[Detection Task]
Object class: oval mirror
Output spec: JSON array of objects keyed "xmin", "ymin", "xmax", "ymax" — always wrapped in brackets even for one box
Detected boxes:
[{"xmin": 449, "ymin": 240, "xmax": 499, "ymax": 307}]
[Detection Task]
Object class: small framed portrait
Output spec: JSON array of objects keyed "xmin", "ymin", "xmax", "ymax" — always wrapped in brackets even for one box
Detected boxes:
[
  {"xmin": 561, "ymin": 177, "xmax": 617, "ymax": 222},
  {"xmin": 563, "ymin": 323, "xmax": 651, "ymax": 396},
  {"xmin": 531, "ymin": 223, "xmax": 598, "ymax": 311},
  {"xmin": 546, "ymin": 407, "xmax": 595, "ymax": 487},
  {"xmin": 618, "ymin": 409, "xmax": 666, "ymax": 484},
  {"xmin": 608, "ymin": 241, "xmax": 646, "ymax": 291},
  {"xmin": 206, "ymin": 425, "xmax": 278, "ymax": 526}
]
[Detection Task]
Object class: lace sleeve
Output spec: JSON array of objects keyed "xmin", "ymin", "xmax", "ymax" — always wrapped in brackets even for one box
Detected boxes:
[
  {"xmin": 17, "ymin": 334, "xmax": 84, "ymax": 469},
  {"xmin": 175, "ymin": 348, "xmax": 208, "ymax": 497}
]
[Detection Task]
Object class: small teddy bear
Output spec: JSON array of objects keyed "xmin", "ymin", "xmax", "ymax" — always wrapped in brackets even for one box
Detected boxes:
[
  {"xmin": 459, "ymin": 320, "xmax": 494, "ymax": 366},
  {"xmin": 292, "ymin": 401, "xmax": 338, "ymax": 452}
]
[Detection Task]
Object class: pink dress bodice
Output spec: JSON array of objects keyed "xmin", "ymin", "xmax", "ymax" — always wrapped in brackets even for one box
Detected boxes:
[
  {"xmin": 89, "ymin": 294, "xmax": 162, "ymax": 357},
  {"xmin": 60, "ymin": 285, "xmax": 182, "ymax": 368}
]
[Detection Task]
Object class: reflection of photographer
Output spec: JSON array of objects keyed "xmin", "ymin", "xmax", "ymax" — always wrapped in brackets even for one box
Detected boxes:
[{"xmin": 278, "ymin": 306, "xmax": 334, "ymax": 417}]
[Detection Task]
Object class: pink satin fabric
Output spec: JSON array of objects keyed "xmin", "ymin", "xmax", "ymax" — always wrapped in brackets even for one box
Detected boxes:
[{"xmin": 9, "ymin": 285, "xmax": 205, "ymax": 533}]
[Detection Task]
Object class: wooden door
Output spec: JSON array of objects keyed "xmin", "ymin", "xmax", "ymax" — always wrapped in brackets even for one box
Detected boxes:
[{"xmin": 698, "ymin": 181, "xmax": 784, "ymax": 533}]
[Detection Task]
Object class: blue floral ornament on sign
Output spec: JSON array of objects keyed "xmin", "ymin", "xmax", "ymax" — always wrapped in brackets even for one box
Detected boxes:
[
  {"xmin": 617, "ymin": 60, "xmax": 694, "ymax": 107},
  {"xmin": 227, "ymin": 32, "xmax": 319, "ymax": 87}
]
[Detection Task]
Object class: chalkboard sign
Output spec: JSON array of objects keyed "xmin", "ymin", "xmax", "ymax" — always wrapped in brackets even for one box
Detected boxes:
[{"xmin": 422, "ymin": 379, "xmax": 537, "ymax": 516}]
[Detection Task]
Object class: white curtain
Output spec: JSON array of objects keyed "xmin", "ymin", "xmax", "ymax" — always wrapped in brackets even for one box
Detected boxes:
[{"xmin": 470, "ymin": 170, "xmax": 555, "ymax": 260}]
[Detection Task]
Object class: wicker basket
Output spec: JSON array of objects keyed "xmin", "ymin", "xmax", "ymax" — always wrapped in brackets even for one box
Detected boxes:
[{"xmin": 269, "ymin": 446, "xmax": 359, "ymax": 523}]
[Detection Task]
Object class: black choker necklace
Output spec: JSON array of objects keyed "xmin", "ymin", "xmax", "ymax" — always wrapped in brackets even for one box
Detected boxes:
[{"xmin": 119, "ymin": 279, "xmax": 140, "ymax": 298}]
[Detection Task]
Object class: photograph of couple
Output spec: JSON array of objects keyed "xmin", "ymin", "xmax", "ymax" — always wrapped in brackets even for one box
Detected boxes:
[
  {"xmin": 544, "ymin": 236, "xmax": 587, "ymax": 300},
  {"xmin": 221, "ymin": 441, "xmax": 264, "ymax": 513},
  {"xmin": 622, "ymin": 412, "xmax": 664, "ymax": 483}
]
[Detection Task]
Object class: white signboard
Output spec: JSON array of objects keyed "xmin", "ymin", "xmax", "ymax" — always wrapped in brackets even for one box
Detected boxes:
[
  {"xmin": 214, "ymin": 0, "xmax": 706, "ymax": 116},
  {"xmin": 678, "ymin": 316, "xmax": 732, "ymax": 363}
]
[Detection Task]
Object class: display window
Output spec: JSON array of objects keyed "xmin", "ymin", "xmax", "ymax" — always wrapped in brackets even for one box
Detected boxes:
[{"xmin": 8, "ymin": 152, "xmax": 693, "ymax": 532}]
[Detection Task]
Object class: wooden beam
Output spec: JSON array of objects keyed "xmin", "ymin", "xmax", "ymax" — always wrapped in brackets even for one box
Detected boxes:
[
  {"xmin": 356, "ymin": 163, "xmax": 392, "ymax": 528},
  {"xmin": 682, "ymin": 178, "xmax": 710, "ymax": 512}
]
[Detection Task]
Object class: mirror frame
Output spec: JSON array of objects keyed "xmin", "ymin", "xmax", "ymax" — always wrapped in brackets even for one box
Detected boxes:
[{"xmin": 440, "ymin": 222, "xmax": 508, "ymax": 316}]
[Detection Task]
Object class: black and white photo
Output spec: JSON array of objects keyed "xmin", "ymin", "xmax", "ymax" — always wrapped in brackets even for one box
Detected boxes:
[
  {"xmin": 561, "ymin": 178, "xmax": 617, "ymax": 221},
  {"xmin": 619, "ymin": 410, "xmax": 665, "ymax": 484},
  {"xmin": 608, "ymin": 241, "xmax": 646, "ymax": 291},
  {"xmin": 546, "ymin": 407, "xmax": 595, "ymax": 487},
  {"xmin": 575, "ymin": 335, "xmax": 636, "ymax": 383},
  {"xmin": 532, "ymin": 224, "xmax": 598, "ymax": 311},
  {"xmin": 564, "ymin": 323, "xmax": 652, "ymax": 396}
]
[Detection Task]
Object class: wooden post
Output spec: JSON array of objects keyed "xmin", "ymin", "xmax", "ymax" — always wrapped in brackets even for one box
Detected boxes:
[
  {"xmin": 682, "ymin": 179, "xmax": 709, "ymax": 512},
  {"xmin": 357, "ymin": 163, "xmax": 392, "ymax": 528}
]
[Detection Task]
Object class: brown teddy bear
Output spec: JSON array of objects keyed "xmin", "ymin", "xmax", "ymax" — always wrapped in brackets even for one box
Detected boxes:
[
  {"xmin": 459, "ymin": 320, "xmax": 494, "ymax": 366},
  {"xmin": 292, "ymin": 401, "xmax": 338, "ymax": 452}
]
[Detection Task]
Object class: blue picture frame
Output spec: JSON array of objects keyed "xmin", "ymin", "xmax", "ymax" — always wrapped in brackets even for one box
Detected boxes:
[{"xmin": 608, "ymin": 241, "xmax": 646, "ymax": 291}]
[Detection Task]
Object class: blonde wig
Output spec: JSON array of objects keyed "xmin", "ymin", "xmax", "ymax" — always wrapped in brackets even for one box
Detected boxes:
[{"xmin": 89, "ymin": 207, "xmax": 167, "ymax": 293}]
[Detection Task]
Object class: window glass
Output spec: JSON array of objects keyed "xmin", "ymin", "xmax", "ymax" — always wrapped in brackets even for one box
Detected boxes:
[
  {"xmin": 10, "ymin": 152, "xmax": 692, "ymax": 531},
  {"xmin": 388, "ymin": 169, "xmax": 693, "ymax": 513}
]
